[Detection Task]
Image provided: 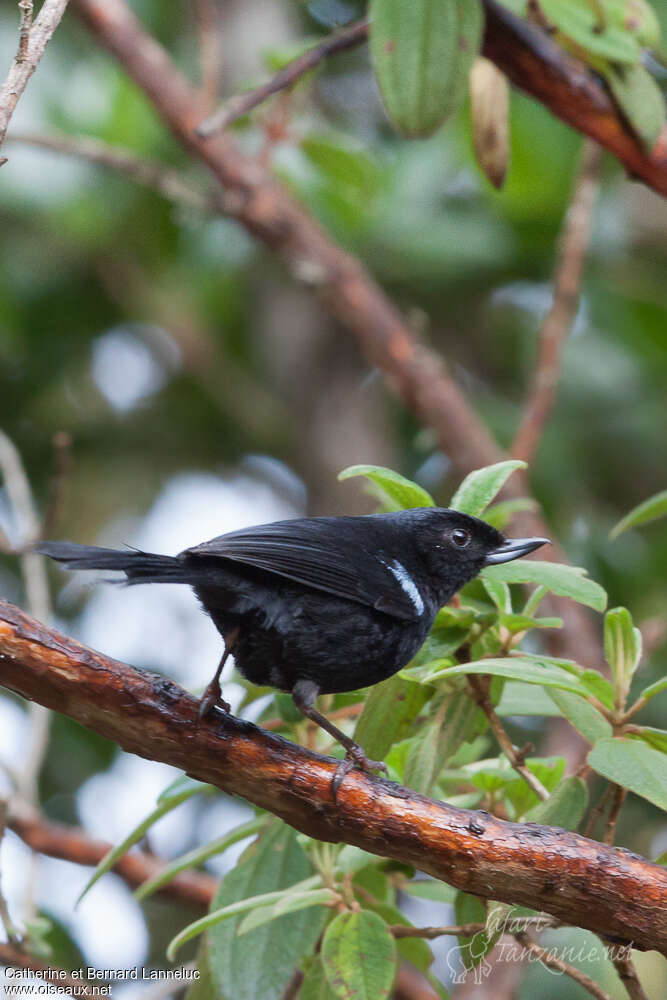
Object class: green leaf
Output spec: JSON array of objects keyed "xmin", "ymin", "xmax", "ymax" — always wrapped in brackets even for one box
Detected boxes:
[
  {"xmin": 639, "ymin": 676, "xmax": 667, "ymax": 702},
  {"xmin": 167, "ymin": 875, "xmax": 322, "ymax": 958},
  {"xmin": 135, "ymin": 816, "xmax": 266, "ymax": 901},
  {"xmin": 504, "ymin": 756, "xmax": 566, "ymax": 817},
  {"xmin": 482, "ymin": 561, "xmax": 607, "ymax": 612},
  {"xmin": 450, "ymin": 460, "xmax": 527, "ymax": 518},
  {"xmin": 496, "ymin": 681, "xmax": 564, "ymax": 717},
  {"xmin": 588, "ymin": 738, "xmax": 667, "ymax": 811},
  {"xmin": 157, "ymin": 775, "xmax": 216, "ymax": 805},
  {"xmin": 525, "ymin": 776, "xmax": 588, "ymax": 830},
  {"xmin": 338, "ymin": 464, "xmax": 434, "ymax": 510},
  {"xmin": 322, "ymin": 910, "xmax": 397, "ymax": 1000},
  {"xmin": 300, "ymin": 955, "xmax": 338, "ymax": 1000},
  {"xmin": 580, "ymin": 670, "xmax": 616, "ymax": 710},
  {"xmin": 482, "ymin": 576, "xmax": 511, "ymax": 612},
  {"xmin": 540, "ymin": 0, "xmax": 641, "ymax": 63},
  {"xmin": 404, "ymin": 692, "xmax": 483, "ymax": 794},
  {"xmin": 604, "ymin": 62, "xmax": 666, "ymax": 150},
  {"xmin": 369, "ymin": 0, "xmax": 483, "ymax": 138},
  {"xmin": 335, "ymin": 845, "xmax": 379, "ymax": 876},
  {"xmin": 425, "ymin": 656, "xmax": 592, "ymax": 696},
  {"xmin": 403, "ymin": 716, "xmax": 441, "ymax": 794},
  {"xmin": 273, "ymin": 691, "xmax": 303, "ymax": 723},
  {"xmin": 547, "ymin": 689, "xmax": 613, "ymax": 744},
  {"xmin": 301, "ymin": 135, "xmax": 381, "ymax": 203},
  {"xmin": 401, "ymin": 879, "xmax": 457, "ymax": 904},
  {"xmin": 79, "ymin": 778, "xmax": 215, "ymax": 903},
  {"xmin": 454, "ymin": 893, "xmax": 493, "ymax": 967},
  {"xmin": 366, "ymin": 901, "xmax": 433, "ymax": 973},
  {"xmin": 604, "ymin": 606, "xmax": 642, "ymax": 708},
  {"xmin": 628, "ymin": 726, "xmax": 667, "ymax": 754},
  {"xmin": 483, "ymin": 497, "xmax": 537, "ymax": 531},
  {"xmin": 611, "ymin": 488, "xmax": 667, "ymax": 538},
  {"xmin": 237, "ymin": 888, "xmax": 337, "ymax": 935},
  {"xmin": 204, "ymin": 824, "xmax": 327, "ymax": 1000},
  {"xmin": 354, "ymin": 674, "xmax": 433, "ymax": 760},
  {"xmin": 499, "ymin": 612, "xmax": 563, "ymax": 633}
]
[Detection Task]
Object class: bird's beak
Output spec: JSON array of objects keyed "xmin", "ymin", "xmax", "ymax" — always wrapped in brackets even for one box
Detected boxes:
[{"xmin": 484, "ymin": 536, "xmax": 550, "ymax": 565}]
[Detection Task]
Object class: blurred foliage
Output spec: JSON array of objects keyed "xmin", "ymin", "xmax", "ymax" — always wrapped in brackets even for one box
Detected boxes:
[{"xmin": 0, "ymin": 0, "xmax": 666, "ymax": 995}]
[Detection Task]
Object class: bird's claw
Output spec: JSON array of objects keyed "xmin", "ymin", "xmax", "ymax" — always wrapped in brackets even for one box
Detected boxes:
[
  {"xmin": 197, "ymin": 681, "xmax": 231, "ymax": 721},
  {"xmin": 332, "ymin": 744, "xmax": 387, "ymax": 799}
]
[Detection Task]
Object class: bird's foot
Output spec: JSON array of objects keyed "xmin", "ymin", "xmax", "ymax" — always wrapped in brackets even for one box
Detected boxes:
[
  {"xmin": 332, "ymin": 743, "xmax": 387, "ymax": 799},
  {"xmin": 197, "ymin": 680, "xmax": 231, "ymax": 721}
]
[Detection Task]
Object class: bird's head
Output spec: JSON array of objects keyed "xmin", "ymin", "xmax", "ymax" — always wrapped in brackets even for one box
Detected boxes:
[{"xmin": 407, "ymin": 508, "xmax": 549, "ymax": 607}]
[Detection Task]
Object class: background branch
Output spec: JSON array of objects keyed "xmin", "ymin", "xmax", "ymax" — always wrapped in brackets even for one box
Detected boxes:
[
  {"xmin": 0, "ymin": 0, "xmax": 70, "ymax": 155},
  {"xmin": 0, "ymin": 599, "xmax": 665, "ymax": 955},
  {"xmin": 7, "ymin": 808, "xmax": 218, "ymax": 907},
  {"xmin": 511, "ymin": 139, "xmax": 602, "ymax": 463}
]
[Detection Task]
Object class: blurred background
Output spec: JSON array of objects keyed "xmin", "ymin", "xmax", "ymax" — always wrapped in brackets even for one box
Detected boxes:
[{"xmin": 0, "ymin": 0, "xmax": 666, "ymax": 996}]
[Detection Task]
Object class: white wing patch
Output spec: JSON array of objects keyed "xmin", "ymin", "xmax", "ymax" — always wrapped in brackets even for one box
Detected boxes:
[{"xmin": 384, "ymin": 560, "xmax": 424, "ymax": 616}]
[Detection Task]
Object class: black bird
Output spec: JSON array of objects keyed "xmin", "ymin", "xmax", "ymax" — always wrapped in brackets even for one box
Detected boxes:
[{"xmin": 38, "ymin": 509, "xmax": 548, "ymax": 787}]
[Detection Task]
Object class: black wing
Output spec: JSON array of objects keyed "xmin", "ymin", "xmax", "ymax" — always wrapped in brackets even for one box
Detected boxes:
[{"xmin": 183, "ymin": 516, "xmax": 421, "ymax": 620}]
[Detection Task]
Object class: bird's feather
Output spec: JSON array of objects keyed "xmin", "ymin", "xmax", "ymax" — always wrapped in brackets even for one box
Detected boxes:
[{"xmin": 183, "ymin": 516, "xmax": 422, "ymax": 620}]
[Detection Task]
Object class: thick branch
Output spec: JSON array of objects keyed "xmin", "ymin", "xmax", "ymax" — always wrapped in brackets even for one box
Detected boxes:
[
  {"xmin": 7, "ymin": 809, "xmax": 217, "ymax": 907},
  {"xmin": 0, "ymin": 0, "xmax": 70, "ymax": 154},
  {"xmin": 0, "ymin": 600, "xmax": 665, "ymax": 955}
]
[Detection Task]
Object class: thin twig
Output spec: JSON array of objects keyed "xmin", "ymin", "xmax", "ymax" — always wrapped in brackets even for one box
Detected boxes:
[
  {"xmin": 511, "ymin": 140, "xmax": 602, "ymax": 463},
  {"xmin": 512, "ymin": 931, "xmax": 613, "ymax": 1000},
  {"xmin": 610, "ymin": 951, "xmax": 648, "ymax": 1000},
  {"xmin": 467, "ymin": 675, "xmax": 550, "ymax": 801},
  {"xmin": 8, "ymin": 131, "xmax": 222, "ymax": 213},
  {"xmin": 192, "ymin": 0, "xmax": 222, "ymax": 112},
  {"xmin": 0, "ymin": 0, "xmax": 70, "ymax": 154},
  {"xmin": 196, "ymin": 18, "xmax": 369, "ymax": 137},
  {"xmin": 602, "ymin": 784, "xmax": 627, "ymax": 846},
  {"xmin": 390, "ymin": 915, "xmax": 555, "ymax": 940},
  {"xmin": 0, "ymin": 941, "xmax": 95, "ymax": 995},
  {"xmin": 392, "ymin": 922, "xmax": 486, "ymax": 940}
]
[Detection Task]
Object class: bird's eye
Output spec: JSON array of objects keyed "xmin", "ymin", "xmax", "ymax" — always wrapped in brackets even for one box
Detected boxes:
[{"xmin": 451, "ymin": 528, "xmax": 470, "ymax": 547}]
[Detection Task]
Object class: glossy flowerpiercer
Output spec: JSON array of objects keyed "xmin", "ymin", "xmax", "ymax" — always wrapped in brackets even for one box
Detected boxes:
[{"xmin": 39, "ymin": 508, "xmax": 548, "ymax": 790}]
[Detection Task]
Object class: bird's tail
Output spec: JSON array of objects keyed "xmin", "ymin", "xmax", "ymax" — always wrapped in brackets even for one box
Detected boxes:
[{"xmin": 37, "ymin": 541, "xmax": 191, "ymax": 585}]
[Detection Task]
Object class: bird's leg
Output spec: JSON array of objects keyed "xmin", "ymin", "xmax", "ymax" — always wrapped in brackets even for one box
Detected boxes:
[
  {"xmin": 291, "ymin": 679, "xmax": 387, "ymax": 796},
  {"xmin": 198, "ymin": 628, "xmax": 239, "ymax": 719}
]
